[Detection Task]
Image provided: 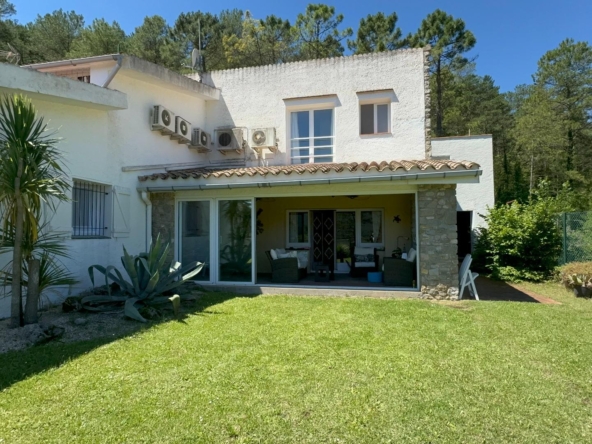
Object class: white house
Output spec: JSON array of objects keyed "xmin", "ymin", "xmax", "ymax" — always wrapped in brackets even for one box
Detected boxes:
[{"xmin": 0, "ymin": 47, "xmax": 494, "ymax": 316}]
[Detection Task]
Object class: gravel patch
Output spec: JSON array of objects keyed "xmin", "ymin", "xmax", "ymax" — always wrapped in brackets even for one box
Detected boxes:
[
  {"xmin": 0, "ymin": 307, "xmax": 144, "ymax": 354},
  {"xmin": 1, "ymin": 284, "xmax": 206, "ymax": 355}
]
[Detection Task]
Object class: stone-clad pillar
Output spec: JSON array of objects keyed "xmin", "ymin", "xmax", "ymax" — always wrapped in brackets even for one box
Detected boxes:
[
  {"xmin": 417, "ymin": 184, "xmax": 459, "ymax": 299},
  {"xmin": 151, "ymin": 192, "xmax": 175, "ymax": 262}
]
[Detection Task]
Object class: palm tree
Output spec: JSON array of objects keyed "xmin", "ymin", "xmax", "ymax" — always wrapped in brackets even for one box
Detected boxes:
[{"xmin": 0, "ymin": 94, "xmax": 70, "ymax": 327}]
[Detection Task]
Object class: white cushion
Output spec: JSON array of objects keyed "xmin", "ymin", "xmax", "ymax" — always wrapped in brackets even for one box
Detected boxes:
[
  {"xmin": 276, "ymin": 248, "xmax": 286, "ymax": 254},
  {"xmin": 356, "ymin": 261, "xmax": 375, "ymax": 267},
  {"xmin": 407, "ymin": 248, "xmax": 416, "ymax": 262},
  {"xmin": 296, "ymin": 251, "xmax": 309, "ymax": 269},
  {"xmin": 354, "ymin": 246, "xmax": 374, "ymax": 255},
  {"xmin": 278, "ymin": 251, "xmax": 297, "ymax": 260},
  {"xmin": 270, "ymin": 249, "xmax": 278, "ymax": 260}
]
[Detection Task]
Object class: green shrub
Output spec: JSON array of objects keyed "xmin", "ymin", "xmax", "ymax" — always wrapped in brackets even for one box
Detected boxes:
[{"xmin": 474, "ymin": 198, "xmax": 562, "ymax": 282}]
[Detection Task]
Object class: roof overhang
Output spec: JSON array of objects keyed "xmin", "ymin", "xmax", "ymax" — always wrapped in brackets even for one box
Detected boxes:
[
  {"xmin": 136, "ymin": 160, "xmax": 482, "ymax": 192},
  {"xmin": 118, "ymin": 56, "xmax": 220, "ymax": 101},
  {"xmin": 22, "ymin": 54, "xmax": 120, "ymax": 70},
  {"xmin": 24, "ymin": 54, "xmax": 220, "ymax": 101},
  {"xmin": 0, "ymin": 62, "xmax": 127, "ymax": 110}
]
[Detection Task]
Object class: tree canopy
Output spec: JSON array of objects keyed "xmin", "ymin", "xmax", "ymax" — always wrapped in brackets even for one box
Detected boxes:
[
  {"xmin": 348, "ymin": 12, "xmax": 405, "ymax": 54},
  {"xmin": 0, "ymin": 4, "xmax": 589, "ymax": 207}
]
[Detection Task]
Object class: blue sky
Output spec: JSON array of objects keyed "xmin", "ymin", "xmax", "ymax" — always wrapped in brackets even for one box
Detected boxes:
[{"xmin": 12, "ymin": 0, "xmax": 592, "ymax": 92}]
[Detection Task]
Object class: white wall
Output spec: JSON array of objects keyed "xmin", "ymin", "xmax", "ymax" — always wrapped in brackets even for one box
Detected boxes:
[
  {"xmin": 0, "ymin": 69, "xmax": 211, "ymax": 318},
  {"xmin": 431, "ymin": 135, "xmax": 494, "ymax": 229},
  {"xmin": 194, "ymin": 49, "xmax": 427, "ymax": 166}
]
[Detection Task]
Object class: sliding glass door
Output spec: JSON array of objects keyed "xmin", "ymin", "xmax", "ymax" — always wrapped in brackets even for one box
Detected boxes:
[
  {"xmin": 218, "ymin": 199, "xmax": 254, "ymax": 283},
  {"xmin": 179, "ymin": 201, "xmax": 211, "ymax": 281}
]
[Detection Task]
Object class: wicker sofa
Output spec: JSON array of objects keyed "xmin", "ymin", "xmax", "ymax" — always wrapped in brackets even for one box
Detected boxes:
[{"xmin": 265, "ymin": 250, "xmax": 308, "ymax": 284}]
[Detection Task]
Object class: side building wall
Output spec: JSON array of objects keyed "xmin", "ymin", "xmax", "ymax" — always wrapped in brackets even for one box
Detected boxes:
[
  {"xmin": 431, "ymin": 135, "xmax": 494, "ymax": 231},
  {"xmin": 0, "ymin": 68, "xmax": 210, "ymax": 318}
]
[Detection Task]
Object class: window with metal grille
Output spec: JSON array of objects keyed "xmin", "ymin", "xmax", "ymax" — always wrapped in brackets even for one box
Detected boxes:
[{"xmin": 72, "ymin": 180, "xmax": 109, "ymax": 238}]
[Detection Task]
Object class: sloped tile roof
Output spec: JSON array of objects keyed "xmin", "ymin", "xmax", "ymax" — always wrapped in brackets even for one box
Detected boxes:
[{"xmin": 138, "ymin": 159, "xmax": 479, "ymax": 182}]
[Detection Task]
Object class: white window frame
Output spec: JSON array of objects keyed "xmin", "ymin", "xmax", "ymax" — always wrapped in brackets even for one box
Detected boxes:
[
  {"xmin": 360, "ymin": 103, "xmax": 390, "ymax": 135},
  {"xmin": 289, "ymin": 108, "xmax": 335, "ymax": 164},
  {"xmin": 71, "ymin": 178, "xmax": 112, "ymax": 239},
  {"xmin": 286, "ymin": 210, "xmax": 310, "ymax": 248},
  {"xmin": 357, "ymin": 208, "xmax": 385, "ymax": 248},
  {"xmin": 357, "ymin": 89, "xmax": 395, "ymax": 137}
]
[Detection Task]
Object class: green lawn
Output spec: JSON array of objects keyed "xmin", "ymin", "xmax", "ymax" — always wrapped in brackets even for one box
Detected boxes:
[{"xmin": 1, "ymin": 284, "xmax": 592, "ymax": 443}]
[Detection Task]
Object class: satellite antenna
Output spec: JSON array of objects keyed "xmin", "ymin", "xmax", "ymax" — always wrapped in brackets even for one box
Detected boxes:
[{"xmin": 0, "ymin": 43, "xmax": 20, "ymax": 65}]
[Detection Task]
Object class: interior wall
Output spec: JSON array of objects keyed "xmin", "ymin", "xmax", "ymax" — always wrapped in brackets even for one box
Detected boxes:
[{"xmin": 256, "ymin": 194, "xmax": 414, "ymax": 274}]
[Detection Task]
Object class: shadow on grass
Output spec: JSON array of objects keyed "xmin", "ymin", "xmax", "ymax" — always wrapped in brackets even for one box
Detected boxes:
[
  {"xmin": 473, "ymin": 276, "xmax": 540, "ymax": 303},
  {"xmin": 0, "ymin": 290, "xmax": 255, "ymax": 391}
]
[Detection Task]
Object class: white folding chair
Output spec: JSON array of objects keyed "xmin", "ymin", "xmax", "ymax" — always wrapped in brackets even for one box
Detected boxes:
[{"xmin": 459, "ymin": 254, "xmax": 479, "ymax": 300}]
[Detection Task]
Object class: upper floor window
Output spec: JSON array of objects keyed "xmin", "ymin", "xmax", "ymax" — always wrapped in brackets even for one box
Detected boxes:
[
  {"xmin": 360, "ymin": 103, "xmax": 390, "ymax": 135},
  {"xmin": 290, "ymin": 109, "xmax": 334, "ymax": 164},
  {"xmin": 357, "ymin": 89, "xmax": 395, "ymax": 136}
]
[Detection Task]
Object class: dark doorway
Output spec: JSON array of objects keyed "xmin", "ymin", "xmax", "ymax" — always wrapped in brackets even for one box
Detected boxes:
[
  {"xmin": 312, "ymin": 210, "xmax": 335, "ymax": 279},
  {"xmin": 457, "ymin": 211, "xmax": 472, "ymax": 258}
]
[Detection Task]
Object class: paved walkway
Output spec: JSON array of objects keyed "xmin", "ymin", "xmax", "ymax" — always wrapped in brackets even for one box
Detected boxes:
[{"xmin": 465, "ymin": 277, "xmax": 560, "ymax": 304}]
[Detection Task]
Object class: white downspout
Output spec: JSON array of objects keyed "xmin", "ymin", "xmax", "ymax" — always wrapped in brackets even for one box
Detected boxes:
[
  {"xmin": 102, "ymin": 55, "xmax": 123, "ymax": 88},
  {"xmin": 141, "ymin": 191, "xmax": 152, "ymax": 251}
]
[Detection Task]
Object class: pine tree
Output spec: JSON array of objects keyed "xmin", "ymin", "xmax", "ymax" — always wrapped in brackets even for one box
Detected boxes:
[
  {"xmin": 347, "ymin": 12, "xmax": 405, "ymax": 54},
  {"xmin": 295, "ymin": 4, "xmax": 352, "ymax": 60},
  {"xmin": 409, "ymin": 9, "xmax": 476, "ymax": 136}
]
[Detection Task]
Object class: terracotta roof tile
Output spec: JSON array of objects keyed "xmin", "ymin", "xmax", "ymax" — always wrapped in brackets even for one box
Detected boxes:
[{"xmin": 138, "ymin": 159, "xmax": 479, "ymax": 182}]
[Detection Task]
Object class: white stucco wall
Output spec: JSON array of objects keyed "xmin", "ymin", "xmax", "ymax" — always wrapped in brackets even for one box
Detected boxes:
[
  {"xmin": 431, "ymin": 135, "xmax": 494, "ymax": 229},
  {"xmin": 0, "ymin": 67, "xmax": 212, "ymax": 318},
  {"xmin": 193, "ymin": 48, "xmax": 427, "ymax": 166}
]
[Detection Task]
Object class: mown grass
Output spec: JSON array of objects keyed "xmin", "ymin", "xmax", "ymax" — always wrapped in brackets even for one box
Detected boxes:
[{"xmin": 1, "ymin": 285, "xmax": 592, "ymax": 443}]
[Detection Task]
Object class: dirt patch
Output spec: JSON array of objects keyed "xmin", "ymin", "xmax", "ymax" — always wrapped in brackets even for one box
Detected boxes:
[
  {"xmin": 0, "ymin": 283, "xmax": 206, "ymax": 354},
  {"xmin": 0, "ymin": 307, "xmax": 144, "ymax": 354}
]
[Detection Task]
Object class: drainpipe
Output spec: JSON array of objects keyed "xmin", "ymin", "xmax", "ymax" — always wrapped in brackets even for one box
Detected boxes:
[
  {"xmin": 141, "ymin": 191, "xmax": 152, "ymax": 251},
  {"xmin": 102, "ymin": 55, "xmax": 123, "ymax": 88}
]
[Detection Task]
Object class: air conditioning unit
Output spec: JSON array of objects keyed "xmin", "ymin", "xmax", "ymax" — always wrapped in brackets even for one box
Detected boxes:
[
  {"xmin": 215, "ymin": 128, "xmax": 244, "ymax": 154},
  {"xmin": 189, "ymin": 128, "xmax": 211, "ymax": 153},
  {"xmin": 150, "ymin": 105, "xmax": 175, "ymax": 135},
  {"xmin": 250, "ymin": 127, "xmax": 278, "ymax": 153},
  {"xmin": 171, "ymin": 116, "xmax": 192, "ymax": 144}
]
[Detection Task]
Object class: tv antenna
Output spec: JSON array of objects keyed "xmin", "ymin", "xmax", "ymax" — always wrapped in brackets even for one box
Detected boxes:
[
  {"xmin": 191, "ymin": 19, "xmax": 205, "ymax": 73},
  {"xmin": 0, "ymin": 43, "xmax": 20, "ymax": 65}
]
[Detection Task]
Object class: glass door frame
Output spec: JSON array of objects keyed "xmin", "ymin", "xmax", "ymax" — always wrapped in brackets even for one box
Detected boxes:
[
  {"xmin": 214, "ymin": 197, "xmax": 256, "ymax": 285},
  {"xmin": 176, "ymin": 198, "xmax": 215, "ymax": 284}
]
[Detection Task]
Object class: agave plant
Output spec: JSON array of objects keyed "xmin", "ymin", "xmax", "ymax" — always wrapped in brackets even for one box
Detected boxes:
[
  {"xmin": 561, "ymin": 273, "xmax": 592, "ymax": 298},
  {"xmin": 87, "ymin": 235, "xmax": 204, "ymax": 322}
]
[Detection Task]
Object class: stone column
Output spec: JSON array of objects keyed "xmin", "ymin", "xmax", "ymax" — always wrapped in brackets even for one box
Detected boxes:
[
  {"xmin": 151, "ymin": 192, "xmax": 175, "ymax": 262},
  {"xmin": 423, "ymin": 45, "xmax": 432, "ymax": 159},
  {"xmin": 417, "ymin": 184, "xmax": 459, "ymax": 300}
]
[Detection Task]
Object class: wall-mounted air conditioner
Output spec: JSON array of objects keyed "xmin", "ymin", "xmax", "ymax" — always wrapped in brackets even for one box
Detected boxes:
[
  {"xmin": 215, "ymin": 128, "xmax": 244, "ymax": 154},
  {"xmin": 171, "ymin": 116, "xmax": 192, "ymax": 144},
  {"xmin": 150, "ymin": 105, "xmax": 175, "ymax": 135},
  {"xmin": 189, "ymin": 128, "xmax": 211, "ymax": 153},
  {"xmin": 250, "ymin": 127, "xmax": 278, "ymax": 153}
]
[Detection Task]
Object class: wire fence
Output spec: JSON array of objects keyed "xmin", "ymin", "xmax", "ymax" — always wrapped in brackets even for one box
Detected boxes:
[{"xmin": 558, "ymin": 211, "xmax": 592, "ymax": 264}]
